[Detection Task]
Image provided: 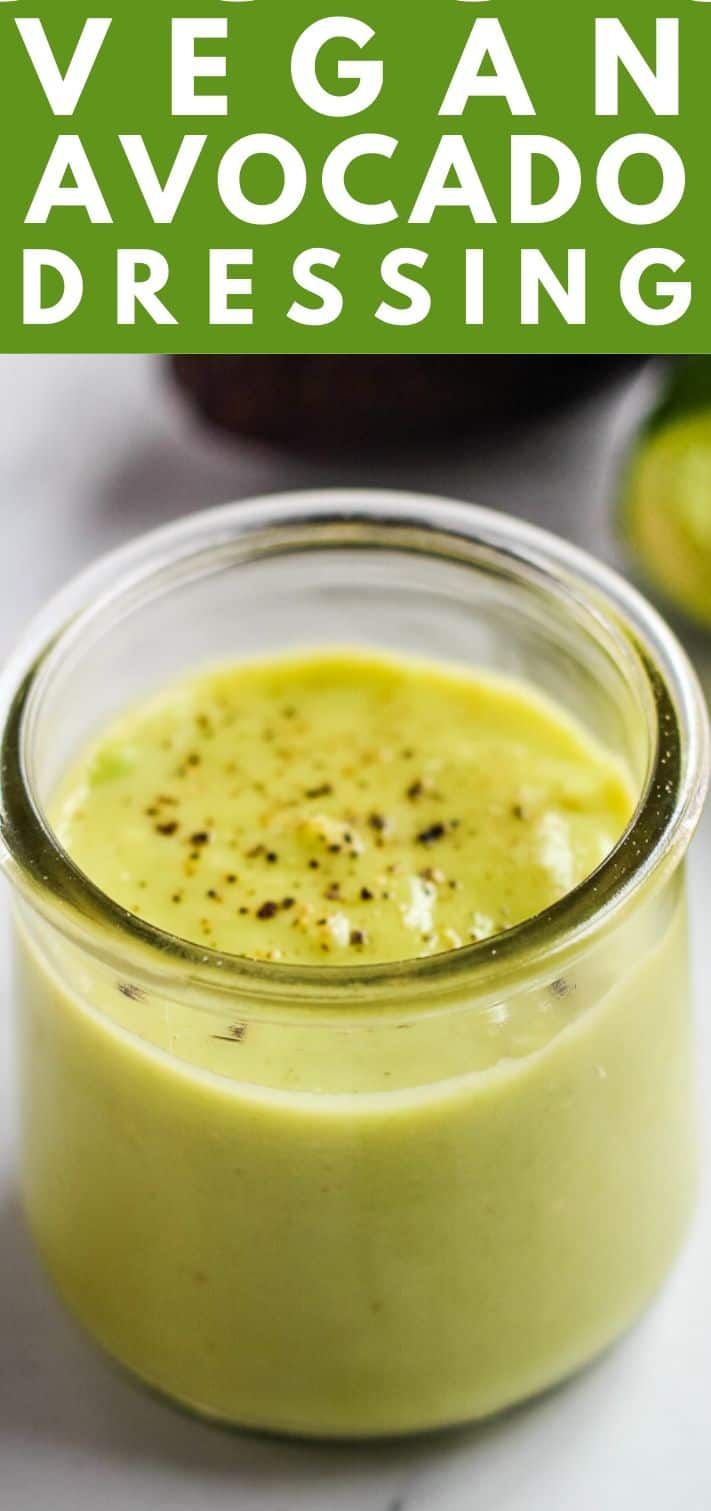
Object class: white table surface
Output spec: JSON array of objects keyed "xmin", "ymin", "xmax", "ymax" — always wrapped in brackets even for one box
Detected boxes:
[{"xmin": 1, "ymin": 356, "xmax": 709, "ymax": 1510}]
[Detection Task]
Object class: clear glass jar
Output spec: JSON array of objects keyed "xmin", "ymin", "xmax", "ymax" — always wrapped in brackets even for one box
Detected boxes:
[{"xmin": 0, "ymin": 490, "xmax": 707, "ymax": 1439}]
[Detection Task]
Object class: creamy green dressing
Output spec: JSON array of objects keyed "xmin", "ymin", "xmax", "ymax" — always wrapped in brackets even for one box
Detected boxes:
[
  {"xmin": 53, "ymin": 649, "xmax": 634, "ymax": 966},
  {"xmin": 16, "ymin": 648, "xmax": 695, "ymax": 1438}
]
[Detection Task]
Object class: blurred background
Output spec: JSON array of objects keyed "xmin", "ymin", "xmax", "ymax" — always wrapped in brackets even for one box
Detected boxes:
[
  {"xmin": 0, "ymin": 354, "xmax": 673, "ymax": 638},
  {"xmin": 1, "ymin": 352, "xmax": 710, "ymax": 1511},
  {"xmin": 3, "ymin": 353, "xmax": 710, "ymax": 676}
]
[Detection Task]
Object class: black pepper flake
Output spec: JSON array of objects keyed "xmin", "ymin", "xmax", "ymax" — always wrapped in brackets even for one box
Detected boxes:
[
  {"xmin": 118, "ymin": 982, "xmax": 145, "ymax": 1002},
  {"xmin": 350, "ymin": 930, "xmax": 365, "ymax": 947},
  {"xmin": 155, "ymin": 821, "xmax": 179, "ymax": 837},
  {"xmin": 360, "ymin": 887, "xmax": 374, "ymax": 901},
  {"xmin": 325, "ymin": 882, "xmax": 341, "ymax": 900},
  {"xmin": 308, "ymin": 859, "xmax": 320, "ymax": 870},
  {"xmin": 416, "ymin": 823, "xmax": 446, "ymax": 846},
  {"xmin": 266, "ymin": 851, "xmax": 279, "ymax": 864},
  {"xmin": 239, "ymin": 906, "xmax": 249, "ymax": 915},
  {"xmin": 213, "ymin": 1022, "xmax": 247, "ymax": 1044},
  {"xmin": 306, "ymin": 782, "xmax": 333, "ymax": 799},
  {"xmin": 206, "ymin": 889, "xmax": 221, "ymax": 901},
  {"xmin": 406, "ymin": 780, "xmax": 424, "ymax": 801},
  {"xmin": 281, "ymin": 897, "xmax": 295, "ymax": 910},
  {"xmin": 190, "ymin": 831, "xmax": 210, "ymax": 847},
  {"xmin": 225, "ymin": 874, "xmax": 238, "ymax": 884},
  {"xmin": 369, "ymin": 813, "xmax": 387, "ymax": 833},
  {"xmin": 171, "ymin": 891, "xmax": 183, "ymax": 904},
  {"xmin": 257, "ymin": 901, "xmax": 279, "ymax": 920},
  {"xmin": 512, "ymin": 804, "xmax": 525, "ymax": 821}
]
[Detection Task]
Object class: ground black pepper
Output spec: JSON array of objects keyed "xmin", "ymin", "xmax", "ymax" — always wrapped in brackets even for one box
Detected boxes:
[
  {"xmin": 58, "ymin": 651, "xmax": 631, "ymax": 970},
  {"xmin": 117, "ymin": 982, "xmax": 145, "ymax": 1002},
  {"xmin": 212, "ymin": 1023, "xmax": 247, "ymax": 1044},
  {"xmin": 416, "ymin": 823, "xmax": 446, "ymax": 846}
]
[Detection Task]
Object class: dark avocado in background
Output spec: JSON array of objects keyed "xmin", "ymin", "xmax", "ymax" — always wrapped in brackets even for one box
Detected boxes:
[{"xmin": 171, "ymin": 355, "xmax": 641, "ymax": 454}]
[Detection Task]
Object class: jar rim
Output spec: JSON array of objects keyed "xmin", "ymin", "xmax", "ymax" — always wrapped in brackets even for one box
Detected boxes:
[{"xmin": 0, "ymin": 489, "xmax": 708, "ymax": 1007}]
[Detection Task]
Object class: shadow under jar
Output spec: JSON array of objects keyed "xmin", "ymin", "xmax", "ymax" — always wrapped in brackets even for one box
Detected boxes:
[{"xmin": 0, "ymin": 491, "xmax": 707, "ymax": 1438}]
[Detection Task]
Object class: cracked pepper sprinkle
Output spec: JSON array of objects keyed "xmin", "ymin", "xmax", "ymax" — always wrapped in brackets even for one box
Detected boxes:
[{"xmin": 52, "ymin": 650, "xmax": 634, "ymax": 967}]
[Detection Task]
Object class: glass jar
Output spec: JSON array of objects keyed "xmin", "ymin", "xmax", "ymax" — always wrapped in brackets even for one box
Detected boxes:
[{"xmin": 0, "ymin": 491, "xmax": 707, "ymax": 1439}]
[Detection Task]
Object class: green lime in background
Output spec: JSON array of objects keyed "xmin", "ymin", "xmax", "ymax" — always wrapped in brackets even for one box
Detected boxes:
[{"xmin": 621, "ymin": 358, "xmax": 711, "ymax": 630}]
